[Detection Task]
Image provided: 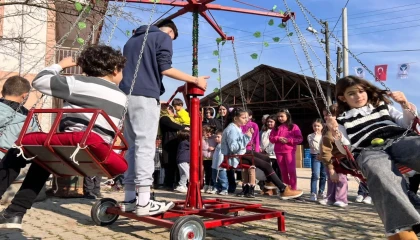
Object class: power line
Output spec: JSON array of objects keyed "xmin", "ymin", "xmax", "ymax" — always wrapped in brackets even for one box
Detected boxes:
[{"xmin": 329, "ymin": 0, "xmax": 350, "ymax": 35}]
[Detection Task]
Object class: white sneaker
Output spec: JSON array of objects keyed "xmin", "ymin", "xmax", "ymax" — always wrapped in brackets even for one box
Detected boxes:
[
  {"xmin": 202, "ymin": 185, "xmax": 209, "ymax": 193},
  {"xmin": 119, "ymin": 198, "xmax": 136, "ymax": 212},
  {"xmin": 218, "ymin": 190, "xmax": 228, "ymax": 196},
  {"xmin": 362, "ymin": 196, "xmax": 372, "ymax": 205},
  {"xmin": 318, "ymin": 199, "xmax": 334, "ymax": 206},
  {"xmin": 174, "ymin": 185, "xmax": 188, "ymax": 193},
  {"xmin": 309, "ymin": 193, "xmax": 317, "ymax": 202},
  {"xmin": 317, "ymin": 192, "xmax": 326, "ymax": 200},
  {"xmin": 136, "ymin": 200, "xmax": 175, "ymax": 216},
  {"xmin": 355, "ymin": 195, "xmax": 364, "ymax": 203},
  {"xmin": 208, "ymin": 188, "xmax": 217, "ymax": 194},
  {"xmin": 333, "ymin": 201, "xmax": 348, "ymax": 208}
]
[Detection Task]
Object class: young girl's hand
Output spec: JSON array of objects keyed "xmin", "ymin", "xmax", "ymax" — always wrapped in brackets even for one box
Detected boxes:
[
  {"xmin": 58, "ymin": 57, "xmax": 77, "ymax": 69},
  {"xmin": 246, "ymin": 128, "xmax": 254, "ymax": 137},
  {"xmin": 326, "ymin": 118, "xmax": 342, "ymax": 140},
  {"xmin": 329, "ymin": 169, "xmax": 339, "ymax": 183},
  {"xmin": 387, "ymin": 91, "xmax": 410, "ymax": 109},
  {"xmin": 208, "ymin": 147, "xmax": 215, "ymax": 151}
]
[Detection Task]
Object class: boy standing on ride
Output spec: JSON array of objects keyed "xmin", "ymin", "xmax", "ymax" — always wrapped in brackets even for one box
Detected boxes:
[{"xmin": 119, "ymin": 19, "xmax": 209, "ymax": 216}]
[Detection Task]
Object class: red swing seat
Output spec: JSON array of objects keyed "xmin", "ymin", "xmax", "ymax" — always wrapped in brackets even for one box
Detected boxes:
[
  {"xmin": 219, "ymin": 154, "xmax": 255, "ymax": 170},
  {"xmin": 15, "ymin": 108, "xmax": 128, "ymax": 178}
]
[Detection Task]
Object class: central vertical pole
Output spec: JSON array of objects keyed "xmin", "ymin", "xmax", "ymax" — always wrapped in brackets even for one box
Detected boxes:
[
  {"xmin": 323, "ymin": 21, "xmax": 332, "ymax": 106},
  {"xmin": 342, "ymin": 7, "xmax": 349, "ymax": 76},
  {"xmin": 185, "ymin": 10, "xmax": 204, "ymax": 210}
]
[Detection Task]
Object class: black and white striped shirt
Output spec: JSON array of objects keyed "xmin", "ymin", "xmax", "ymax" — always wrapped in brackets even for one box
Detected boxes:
[
  {"xmin": 335, "ymin": 101, "xmax": 417, "ymax": 151},
  {"xmin": 33, "ymin": 64, "xmax": 127, "ymax": 142}
]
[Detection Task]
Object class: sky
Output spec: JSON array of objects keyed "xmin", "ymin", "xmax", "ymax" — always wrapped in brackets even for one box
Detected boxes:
[{"xmin": 102, "ymin": 0, "xmax": 420, "ymax": 111}]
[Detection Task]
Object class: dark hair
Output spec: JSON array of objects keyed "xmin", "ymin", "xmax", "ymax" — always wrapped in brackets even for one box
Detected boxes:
[
  {"xmin": 1, "ymin": 76, "xmax": 31, "ymax": 96},
  {"xmin": 215, "ymin": 129, "xmax": 223, "ymax": 135},
  {"xmin": 312, "ymin": 118, "xmax": 323, "ymax": 125},
  {"xmin": 226, "ymin": 107, "xmax": 247, "ymax": 126},
  {"xmin": 264, "ymin": 114, "xmax": 277, "ymax": 129},
  {"xmin": 77, "ymin": 45, "xmax": 126, "ymax": 77},
  {"xmin": 155, "ymin": 19, "xmax": 178, "ymax": 40},
  {"xmin": 336, "ymin": 75, "xmax": 391, "ymax": 115},
  {"xmin": 177, "ymin": 129, "xmax": 190, "ymax": 141},
  {"xmin": 275, "ymin": 109, "xmax": 294, "ymax": 130},
  {"xmin": 323, "ymin": 103, "xmax": 338, "ymax": 117},
  {"xmin": 202, "ymin": 125, "xmax": 216, "ymax": 134},
  {"xmin": 247, "ymin": 109, "xmax": 253, "ymax": 116},
  {"xmin": 172, "ymin": 98, "xmax": 184, "ymax": 107},
  {"xmin": 218, "ymin": 103, "xmax": 230, "ymax": 129}
]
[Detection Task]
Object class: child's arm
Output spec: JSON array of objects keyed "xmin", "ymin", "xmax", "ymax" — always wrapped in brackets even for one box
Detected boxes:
[
  {"xmin": 307, "ymin": 134, "xmax": 316, "ymax": 151},
  {"xmin": 32, "ymin": 57, "xmax": 76, "ymax": 101},
  {"xmin": 177, "ymin": 109, "xmax": 190, "ymax": 125},
  {"xmin": 160, "ymin": 117, "xmax": 186, "ymax": 131},
  {"xmin": 388, "ymin": 104, "xmax": 418, "ymax": 129},
  {"xmin": 226, "ymin": 129, "xmax": 251, "ymax": 153},
  {"xmin": 286, "ymin": 125, "xmax": 303, "ymax": 145},
  {"xmin": 269, "ymin": 129, "xmax": 280, "ymax": 143},
  {"xmin": 253, "ymin": 123, "xmax": 260, "ymax": 152}
]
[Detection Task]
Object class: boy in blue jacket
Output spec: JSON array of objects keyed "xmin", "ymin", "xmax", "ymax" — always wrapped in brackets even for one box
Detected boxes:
[
  {"xmin": 0, "ymin": 76, "xmax": 36, "ymax": 199},
  {"xmin": 119, "ymin": 19, "xmax": 209, "ymax": 216}
]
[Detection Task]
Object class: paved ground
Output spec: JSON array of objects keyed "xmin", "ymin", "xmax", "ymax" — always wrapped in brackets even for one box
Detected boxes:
[{"xmin": 0, "ymin": 169, "xmax": 391, "ymax": 240}]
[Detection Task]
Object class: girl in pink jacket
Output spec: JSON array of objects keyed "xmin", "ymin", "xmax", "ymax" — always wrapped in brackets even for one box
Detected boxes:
[{"xmin": 269, "ymin": 109, "xmax": 303, "ymax": 190}]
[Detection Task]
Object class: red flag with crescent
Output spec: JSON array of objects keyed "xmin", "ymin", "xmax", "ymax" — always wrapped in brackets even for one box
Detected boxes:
[{"xmin": 374, "ymin": 64, "xmax": 388, "ymax": 81}]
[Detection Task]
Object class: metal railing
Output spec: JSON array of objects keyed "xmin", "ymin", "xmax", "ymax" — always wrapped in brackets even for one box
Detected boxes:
[{"xmin": 55, "ymin": 47, "xmax": 83, "ymax": 75}]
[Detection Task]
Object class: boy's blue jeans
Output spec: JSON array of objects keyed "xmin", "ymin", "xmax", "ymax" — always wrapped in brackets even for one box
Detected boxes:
[
  {"xmin": 212, "ymin": 168, "xmax": 228, "ymax": 192},
  {"xmin": 310, "ymin": 154, "xmax": 327, "ymax": 194},
  {"xmin": 357, "ymin": 135, "xmax": 420, "ymax": 234}
]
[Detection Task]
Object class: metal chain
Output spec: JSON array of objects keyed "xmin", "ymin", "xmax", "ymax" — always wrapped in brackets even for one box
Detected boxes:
[
  {"xmin": 115, "ymin": 1, "xmax": 157, "ymax": 133},
  {"xmin": 297, "ymin": 1, "xmax": 418, "ymax": 141},
  {"xmin": 285, "ymin": 25, "xmax": 322, "ymax": 119},
  {"xmin": 106, "ymin": 1, "xmax": 128, "ymax": 46},
  {"xmin": 282, "ymin": 1, "xmax": 330, "ymax": 115},
  {"xmin": 294, "ymin": 0, "xmax": 339, "ymax": 81},
  {"xmin": 231, "ymin": 41, "xmax": 246, "ymax": 110},
  {"xmin": 217, "ymin": 43, "xmax": 223, "ymax": 105}
]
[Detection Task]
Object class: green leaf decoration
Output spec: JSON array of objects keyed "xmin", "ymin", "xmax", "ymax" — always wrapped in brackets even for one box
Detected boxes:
[
  {"xmin": 263, "ymin": 41, "xmax": 269, "ymax": 47},
  {"xmin": 85, "ymin": 5, "xmax": 91, "ymax": 14},
  {"xmin": 218, "ymin": 59, "xmax": 222, "ymax": 63},
  {"xmin": 78, "ymin": 22, "xmax": 86, "ymax": 30},
  {"xmin": 221, "ymin": 40, "xmax": 226, "ymax": 46},
  {"xmin": 253, "ymin": 31, "xmax": 261, "ymax": 38},
  {"xmin": 217, "ymin": 77, "xmax": 221, "ymax": 82},
  {"xmin": 279, "ymin": 10, "xmax": 284, "ymax": 15},
  {"xmin": 213, "ymin": 50, "xmax": 219, "ymax": 56},
  {"xmin": 272, "ymin": 5, "xmax": 277, "ymax": 11},
  {"xmin": 126, "ymin": 30, "xmax": 131, "ymax": 36},
  {"xmin": 278, "ymin": 22, "xmax": 286, "ymax": 28},
  {"xmin": 74, "ymin": 2, "xmax": 83, "ymax": 12},
  {"xmin": 77, "ymin": 38, "xmax": 85, "ymax": 45},
  {"xmin": 211, "ymin": 68, "xmax": 218, "ymax": 73},
  {"xmin": 216, "ymin": 38, "xmax": 222, "ymax": 44},
  {"xmin": 150, "ymin": 0, "xmax": 160, "ymax": 2},
  {"xmin": 268, "ymin": 19, "xmax": 274, "ymax": 26},
  {"xmin": 213, "ymin": 88, "xmax": 220, "ymax": 93},
  {"xmin": 288, "ymin": 32, "xmax": 294, "ymax": 36},
  {"xmin": 272, "ymin": 37, "xmax": 280, "ymax": 42},
  {"xmin": 250, "ymin": 53, "xmax": 258, "ymax": 59},
  {"xmin": 214, "ymin": 95, "xmax": 220, "ymax": 102}
]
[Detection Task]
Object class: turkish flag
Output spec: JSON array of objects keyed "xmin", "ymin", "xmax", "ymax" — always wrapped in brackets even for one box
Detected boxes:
[{"xmin": 374, "ymin": 64, "xmax": 388, "ymax": 81}]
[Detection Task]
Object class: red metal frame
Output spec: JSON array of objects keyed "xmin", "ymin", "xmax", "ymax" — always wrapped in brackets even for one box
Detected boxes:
[
  {"xmin": 15, "ymin": 109, "xmax": 128, "ymax": 178},
  {"xmin": 112, "ymin": 0, "xmax": 295, "ymax": 40}
]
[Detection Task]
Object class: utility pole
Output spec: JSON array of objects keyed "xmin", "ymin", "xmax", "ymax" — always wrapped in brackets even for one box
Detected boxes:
[
  {"xmin": 336, "ymin": 46, "xmax": 343, "ymax": 82},
  {"xmin": 321, "ymin": 20, "xmax": 331, "ymax": 106},
  {"xmin": 342, "ymin": 7, "xmax": 349, "ymax": 76}
]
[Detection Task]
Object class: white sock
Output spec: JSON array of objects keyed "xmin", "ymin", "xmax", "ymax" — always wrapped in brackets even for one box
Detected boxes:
[
  {"xmin": 136, "ymin": 186, "xmax": 151, "ymax": 206},
  {"xmin": 124, "ymin": 190, "xmax": 136, "ymax": 202}
]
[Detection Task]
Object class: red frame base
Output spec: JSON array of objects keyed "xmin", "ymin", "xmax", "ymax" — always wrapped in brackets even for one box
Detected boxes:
[{"xmin": 106, "ymin": 198, "xmax": 286, "ymax": 231}]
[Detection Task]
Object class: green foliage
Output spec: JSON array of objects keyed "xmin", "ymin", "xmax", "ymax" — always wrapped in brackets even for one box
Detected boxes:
[
  {"xmin": 278, "ymin": 22, "xmax": 286, "ymax": 28},
  {"xmin": 279, "ymin": 10, "xmax": 284, "ymax": 15},
  {"xmin": 213, "ymin": 88, "xmax": 220, "ymax": 93},
  {"xmin": 213, "ymin": 50, "xmax": 219, "ymax": 56},
  {"xmin": 126, "ymin": 30, "xmax": 131, "ymax": 36},
  {"xmin": 272, "ymin": 5, "xmax": 277, "ymax": 11},
  {"xmin": 211, "ymin": 68, "xmax": 217, "ymax": 73},
  {"xmin": 253, "ymin": 31, "xmax": 261, "ymax": 38},
  {"xmin": 250, "ymin": 53, "xmax": 258, "ymax": 59},
  {"xmin": 288, "ymin": 32, "xmax": 294, "ymax": 36},
  {"xmin": 77, "ymin": 38, "xmax": 85, "ymax": 45},
  {"xmin": 150, "ymin": 0, "xmax": 160, "ymax": 2},
  {"xmin": 263, "ymin": 41, "xmax": 269, "ymax": 47},
  {"xmin": 272, "ymin": 37, "xmax": 280, "ymax": 42},
  {"xmin": 85, "ymin": 5, "xmax": 91, "ymax": 14},
  {"xmin": 216, "ymin": 38, "xmax": 222, "ymax": 44},
  {"xmin": 268, "ymin": 19, "xmax": 274, "ymax": 26},
  {"xmin": 77, "ymin": 22, "xmax": 86, "ymax": 30},
  {"xmin": 74, "ymin": 2, "xmax": 83, "ymax": 12},
  {"xmin": 214, "ymin": 95, "xmax": 220, "ymax": 102}
]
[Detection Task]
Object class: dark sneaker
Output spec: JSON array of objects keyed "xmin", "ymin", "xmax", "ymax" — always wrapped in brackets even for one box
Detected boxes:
[
  {"xmin": 0, "ymin": 210, "xmax": 23, "ymax": 229},
  {"xmin": 92, "ymin": 192, "xmax": 103, "ymax": 199},
  {"xmin": 83, "ymin": 193, "xmax": 97, "ymax": 200}
]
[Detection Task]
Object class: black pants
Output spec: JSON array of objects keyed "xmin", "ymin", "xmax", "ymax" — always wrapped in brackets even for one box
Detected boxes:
[
  {"xmin": 409, "ymin": 174, "xmax": 420, "ymax": 194},
  {"xmin": 242, "ymin": 150, "xmax": 286, "ymax": 191},
  {"xmin": 203, "ymin": 160, "xmax": 213, "ymax": 186},
  {"xmin": 0, "ymin": 149, "xmax": 49, "ymax": 214},
  {"xmin": 83, "ymin": 176, "xmax": 102, "ymax": 195},
  {"xmin": 227, "ymin": 169, "xmax": 236, "ymax": 193}
]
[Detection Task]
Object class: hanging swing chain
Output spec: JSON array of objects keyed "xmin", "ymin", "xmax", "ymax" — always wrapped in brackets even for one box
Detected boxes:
[
  {"xmin": 231, "ymin": 41, "xmax": 246, "ymax": 110},
  {"xmin": 285, "ymin": 25, "xmax": 322, "ymax": 119},
  {"xmin": 282, "ymin": 0, "xmax": 330, "ymax": 116},
  {"xmin": 294, "ymin": 0, "xmax": 339, "ymax": 81},
  {"xmin": 115, "ymin": 1, "xmax": 158, "ymax": 134},
  {"xmin": 217, "ymin": 43, "xmax": 223, "ymax": 105},
  {"xmin": 106, "ymin": 0, "xmax": 128, "ymax": 46}
]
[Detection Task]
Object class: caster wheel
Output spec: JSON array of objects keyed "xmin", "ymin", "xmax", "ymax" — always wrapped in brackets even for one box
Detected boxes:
[
  {"xmin": 170, "ymin": 216, "xmax": 206, "ymax": 240},
  {"xmin": 91, "ymin": 198, "xmax": 119, "ymax": 226}
]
